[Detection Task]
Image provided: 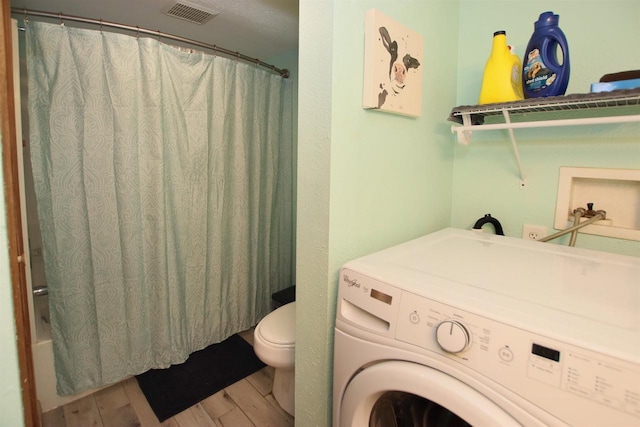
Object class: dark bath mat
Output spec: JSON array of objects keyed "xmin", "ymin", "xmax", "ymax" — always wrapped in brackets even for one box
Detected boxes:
[{"xmin": 135, "ymin": 333, "xmax": 265, "ymax": 422}]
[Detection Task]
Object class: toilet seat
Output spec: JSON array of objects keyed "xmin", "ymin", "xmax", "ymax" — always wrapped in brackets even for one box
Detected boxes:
[
  {"xmin": 256, "ymin": 302, "xmax": 295, "ymax": 346},
  {"xmin": 254, "ymin": 302, "xmax": 295, "ymax": 368}
]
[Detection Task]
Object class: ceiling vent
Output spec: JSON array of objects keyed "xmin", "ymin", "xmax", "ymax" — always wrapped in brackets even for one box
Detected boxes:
[{"xmin": 163, "ymin": 1, "xmax": 219, "ymax": 25}]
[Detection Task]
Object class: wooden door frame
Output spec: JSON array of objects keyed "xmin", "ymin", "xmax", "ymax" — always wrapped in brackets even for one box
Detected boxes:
[{"xmin": 0, "ymin": 0, "xmax": 39, "ymax": 425}]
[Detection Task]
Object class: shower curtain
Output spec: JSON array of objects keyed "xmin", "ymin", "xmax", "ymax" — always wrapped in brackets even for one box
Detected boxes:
[{"xmin": 26, "ymin": 21, "xmax": 293, "ymax": 395}]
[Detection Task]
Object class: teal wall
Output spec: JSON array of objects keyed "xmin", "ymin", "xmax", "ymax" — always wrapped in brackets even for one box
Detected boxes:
[
  {"xmin": 453, "ymin": 0, "xmax": 640, "ymax": 256},
  {"xmin": 297, "ymin": 0, "xmax": 638, "ymax": 424},
  {"xmin": 0, "ymin": 134, "xmax": 26, "ymax": 426},
  {"xmin": 297, "ymin": 0, "xmax": 459, "ymax": 424}
]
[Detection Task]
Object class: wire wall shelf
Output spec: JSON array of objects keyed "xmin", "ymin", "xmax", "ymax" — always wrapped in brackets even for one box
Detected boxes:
[
  {"xmin": 449, "ymin": 88, "xmax": 640, "ymax": 126},
  {"xmin": 448, "ymin": 89, "xmax": 640, "ymax": 188}
]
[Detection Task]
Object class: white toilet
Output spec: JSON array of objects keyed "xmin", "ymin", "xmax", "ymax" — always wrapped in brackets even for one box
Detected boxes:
[{"xmin": 253, "ymin": 301, "xmax": 295, "ymax": 416}]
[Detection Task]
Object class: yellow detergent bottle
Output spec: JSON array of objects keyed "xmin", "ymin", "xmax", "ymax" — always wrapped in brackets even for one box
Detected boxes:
[{"xmin": 479, "ymin": 31, "xmax": 524, "ymax": 104}]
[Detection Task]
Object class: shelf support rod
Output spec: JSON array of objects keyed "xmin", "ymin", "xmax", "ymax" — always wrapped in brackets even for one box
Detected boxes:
[{"xmin": 502, "ymin": 110, "xmax": 526, "ymax": 188}]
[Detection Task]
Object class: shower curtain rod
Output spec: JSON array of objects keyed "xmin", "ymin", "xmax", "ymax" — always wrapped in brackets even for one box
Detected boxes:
[{"xmin": 11, "ymin": 7, "xmax": 290, "ymax": 78}]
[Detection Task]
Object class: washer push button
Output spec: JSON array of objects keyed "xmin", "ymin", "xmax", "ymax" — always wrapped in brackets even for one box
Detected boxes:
[
  {"xmin": 499, "ymin": 346, "xmax": 514, "ymax": 363},
  {"xmin": 409, "ymin": 311, "xmax": 420, "ymax": 324}
]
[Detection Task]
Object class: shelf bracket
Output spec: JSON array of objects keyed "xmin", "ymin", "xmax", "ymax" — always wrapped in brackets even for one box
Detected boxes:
[
  {"xmin": 502, "ymin": 110, "xmax": 526, "ymax": 188},
  {"xmin": 456, "ymin": 113, "xmax": 473, "ymax": 145}
]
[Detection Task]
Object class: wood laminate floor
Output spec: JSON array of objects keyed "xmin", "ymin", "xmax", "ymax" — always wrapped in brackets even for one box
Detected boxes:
[{"xmin": 41, "ymin": 328, "xmax": 295, "ymax": 427}]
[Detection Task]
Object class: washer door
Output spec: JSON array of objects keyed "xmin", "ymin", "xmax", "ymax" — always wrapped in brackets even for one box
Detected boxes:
[{"xmin": 340, "ymin": 361, "xmax": 521, "ymax": 427}]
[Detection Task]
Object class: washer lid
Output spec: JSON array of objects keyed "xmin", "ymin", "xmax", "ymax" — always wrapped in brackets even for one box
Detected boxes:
[
  {"xmin": 345, "ymin": 228, "xmax": 640, "ymax": 330},
  {"xmin": 259, "ymin": 302, "xmax": 296, "ymax": 345},
  {"xmin": 341, "ymin": 227, "xmax": 640, "ymax": 361}
]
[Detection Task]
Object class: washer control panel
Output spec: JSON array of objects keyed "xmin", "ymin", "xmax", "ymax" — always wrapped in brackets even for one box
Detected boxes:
[{"xmin": 393, "ymin": 288, "xmax": 640, "ymax": 426}]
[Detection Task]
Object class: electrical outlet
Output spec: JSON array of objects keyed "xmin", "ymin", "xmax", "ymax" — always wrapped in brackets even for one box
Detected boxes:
[{"xmin": 522, "ymin": 224, "xmax": 547, "ymax": 241}]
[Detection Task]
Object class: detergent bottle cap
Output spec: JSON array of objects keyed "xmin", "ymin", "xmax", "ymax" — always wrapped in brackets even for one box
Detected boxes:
[{"xmin": 535, "ymin": 11, "xmax": 559, "ymax": 28}]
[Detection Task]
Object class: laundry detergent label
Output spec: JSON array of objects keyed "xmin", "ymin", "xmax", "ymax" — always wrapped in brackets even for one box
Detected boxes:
[
  {"xmin": 524, "ymin": 48, "xmax": 556, "ymax": 92},
  {"xmin": 511, "ymin": 64, "xmax": 521, "ymax": 93}
]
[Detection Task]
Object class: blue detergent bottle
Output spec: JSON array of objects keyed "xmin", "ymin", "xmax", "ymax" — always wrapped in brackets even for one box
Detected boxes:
[{"xmin": 522, "ymin": 11, "xmax": 570, "ymax": 98}]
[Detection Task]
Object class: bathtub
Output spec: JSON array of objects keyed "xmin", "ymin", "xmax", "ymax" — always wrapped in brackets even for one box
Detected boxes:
[{"xmin": 32, "ymin": 294, "xmax": 103, "ymax": 412}]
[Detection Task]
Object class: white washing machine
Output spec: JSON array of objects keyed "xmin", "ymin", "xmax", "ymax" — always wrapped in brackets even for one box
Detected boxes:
[{"xmin": 333, "ymin": 228, "xmax": 640, "ymax": 426}]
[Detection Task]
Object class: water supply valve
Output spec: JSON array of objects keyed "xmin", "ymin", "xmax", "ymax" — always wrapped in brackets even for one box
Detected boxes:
[{"xmin": 576, "ymin": 203, "xmax": 606, "ymax": 220}]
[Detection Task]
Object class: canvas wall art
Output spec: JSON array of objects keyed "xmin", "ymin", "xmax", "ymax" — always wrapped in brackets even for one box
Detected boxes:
[{"xmin": 363, "ymin": 9, "xmax": 424, "ymax": 117}]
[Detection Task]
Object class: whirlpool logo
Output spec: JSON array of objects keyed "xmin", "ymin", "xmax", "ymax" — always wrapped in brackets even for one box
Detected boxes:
[{"xmin": 343, "ymin": 274, "xmax": 360, "ymax": 288}]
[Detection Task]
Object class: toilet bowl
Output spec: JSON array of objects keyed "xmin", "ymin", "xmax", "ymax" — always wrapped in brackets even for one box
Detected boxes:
[{"xmin": 253, "ymin": 301, "xmax": 295, "ymax": 416}]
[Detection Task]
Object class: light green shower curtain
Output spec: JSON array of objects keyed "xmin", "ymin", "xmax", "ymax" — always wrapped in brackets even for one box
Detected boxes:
[{"xmin": 26, "ymin": 21, "xmax": 293, "ymax": 395}]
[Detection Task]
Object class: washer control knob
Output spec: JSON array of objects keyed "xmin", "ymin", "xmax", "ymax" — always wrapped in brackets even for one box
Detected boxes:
[{"xmin": 435, "ymin": 320, "xmax": 470, "ymax": 353}]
